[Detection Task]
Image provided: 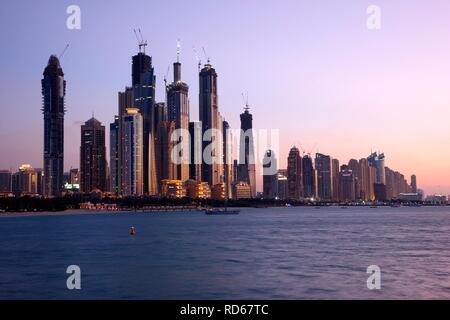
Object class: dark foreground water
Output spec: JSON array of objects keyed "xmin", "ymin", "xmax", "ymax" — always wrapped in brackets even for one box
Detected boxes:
[{"xmin": 1, "ymin": 206, "xmax": 450, "ymax": 300}]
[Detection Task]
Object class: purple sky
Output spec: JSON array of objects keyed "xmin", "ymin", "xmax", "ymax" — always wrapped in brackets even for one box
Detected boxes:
[{"xmin": 1, "ymin": 0, "xmax": 450, "ymax": 195}]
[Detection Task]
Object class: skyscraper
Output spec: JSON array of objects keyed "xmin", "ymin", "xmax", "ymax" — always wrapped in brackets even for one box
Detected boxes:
[
  {"xmin": 189, "ymin": 121, "xmax": 202, "ymax": 182},
  {"xmin": 122, "ymin": 108, "xmax": 144, "ymax": 196},
  {"xmin": 411, "ymin": 174, "xmax": 417, "ymax": 193},
  {"xmin": 339, "ymin": 165, "xmax": 356, "ymax": 202},
  {"xmin": 0, "ymin": 170, "xmax": 12, "ymax": 193},
  {"xmin": 199, "ymin": 62, "xmax": 222, "ymax": 188},
  {"xmin": 110, "ymin": 116, "xmax": 120, "ymax": 195},
  {"xmin": 287, "ymin": 147, "xmax": 303, "ymax": 200},
  {"xmin": 302, "ymin": 155, "xmax": 316, "ymax": 199},
  {"xmin": 12, "ymin": 164, "xmax": 38, "ymax": 197},
  {"xmin": 237, "ymin": 105, "xmax": 256, "ymax": 198},
  {"xmin": 155, "ymin": 120, "xmax": 177, "ymax": 190},
  {"xmin": 263, "ymin": 149, "xmax": 278, "ymax": 199},
  {"xmin": 42, "ymin": 55, "xmax": 65, "ymax": 197},
  {"xmin": 80, "ymin": 117, "xmax": 107, "ymax": 193},
  {"xmin": 315, "ymin": 153, "xmax": 332, "ymax": 201},
  {"xmin": 223, "ymin": 120, "xmax": 233, "ymax": 199},
  {"xmin": 331, "ymin": 158, "xmax": 340, "ymax": 202},
  {"xmin": 167, "ymin": 53, "xmax": 190, "ymax": 182},
  {"xmin": 132, "ymin": 48, "xmax": 157, "ymax": 195}
]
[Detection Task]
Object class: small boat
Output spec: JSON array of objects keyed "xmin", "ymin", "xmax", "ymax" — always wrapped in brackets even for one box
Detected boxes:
[{"xmin": 130, "ymin": 227, "xmax": 137, "ymax": 236}]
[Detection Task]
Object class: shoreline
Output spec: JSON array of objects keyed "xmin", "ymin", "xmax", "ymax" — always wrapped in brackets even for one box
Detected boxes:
[{"xmin": 1, "ymin": 204, "xmax": 449, "ymax": 218}]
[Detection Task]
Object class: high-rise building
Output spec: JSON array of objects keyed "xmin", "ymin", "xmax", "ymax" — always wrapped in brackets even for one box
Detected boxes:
[
  {"xmin": 189, "ymin": 121, "xmax": 202, "ymax": 182},
  {"xmin": 316, "ymin": 153, "xmax": 332, "ymax": 201},
  {"xmin": 223, "ymin": 121, "xmax": 233, "ymax": 199},
  {"xmin": 110, "ymin": 116, "xmax": 120, "ymax": 195},
  {"xmin": 42, "ymin": 55, "xmax": 66, "ymax": 197},
  {"xmin": 199, "ymin": 63, "xmax": 222, "ymax": 188},
  {"xmin": 12, "ymin": 164, "xmax": 38, "ymax": 196},
  {"xmin": 132, "ymin": 48, "xmax": 157, "ymax": 195},
  {"xmin": 263, "ymin": 150, "xmax": 278, "ymax": 199},
  {"xmin": 331, "ymin": 158, "xmax": 340, "ymax": 202},
  {"xmin": 348, "ymin": 159, "xmax": 360, "ymax": 200},
  {"xmin": 277, "ymin": 170, "xmax": 288, "ymax": 200},
  {"xmin": 237, "ymin": 105, "xmax": 256, "ymax": 198},
  {"xmin": 411, "ymin": 174, "xmax": 417, "ymax": 193},
  {"xmin": 302, "ymin": 155, "xmax": 316, "ymax": 199},
  {"xmin": 167, "ymin": 53, "xmax": 190, "ymax": 182},
  {"xmin": 339, "ymin": 165, "xmax": 356, "ymax": 202},
  {"xmin": 80, "ymin": 117, "xmax": 106, "ymax": 193},
  {"xmin": 122, "ymin": 108, "xmax": 144, "ymax": 196},
  {"xmin": 287, "ymin": 147, "xmax": 303, "ymax": 200},
  {"xmin": 155, "ymin": 120, "xmax": 177, "ymax": 191},
  {"xmin": 368, "ymin": 152, "xmax": 386, "ymax": 185},
  {"xmin": 0, "ymin": 170, "xmax": 12, "ymax": 192}
]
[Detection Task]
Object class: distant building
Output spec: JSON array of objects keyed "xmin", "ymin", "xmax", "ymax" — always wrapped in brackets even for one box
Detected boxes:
[
  {"xmin": 302, "ymin": 155, "xmax": 315, "ymax": 199},
  {"xmin": 0, "ymin": 170, "xmax": 12, "ymax": 192},
  {"xmin": 237, "ymin": 105, "xmax": 256, "ymax": 198},
  {"xmin": 263, "ymin": 150, "xmax": 278, "ymax": 199},
  {"xmin": 161, "ymin": 180, "xmax": 186, "ymax": 198},
  {"xmin": 211, "ymin": 183, "xmax": 226, "ymax": 200},
  {"xmin": 132, "ymin": 48, "xmax": 157, "ymax": 195},
  {"xmin": 189, "ymin": 122, "xmax": 202, "ymax": 182},
  {"xmin": 338, "ymin": 165, "xmax": 355, "ymax": 202},
  {"xmin": 331, "ymin": 158, "xmax": 340, "ymax": 202},
  {"xmin": 287, "ymin": 147, "xmax": 303, "ymax": 200},
  {"xmin": 12, "ymin": 164, "xmax": 38, "ymax": 197},
  {"xmin": 425, "ymin": 194, "xmax": 447, "ymax": 204},
  {"xmin": 155, "ymin": 120, "xmax": 177, "ymax": 191},
  {"xmin": 315, "ymin": 153, "xmax": 332, "ymax": 201},
  {"xmin": 121, "ymin": 108, "xmax": 143, "ymax": 196},
  {"xmin": 223, "ymin": 121, "xmax": 233, "ymax": 199},
  {"xmin": 42, "ymin": 55, "xmax": 66, "ymax": 197},
  {"xmin": 80, "ymin": 117, "xmax": 107, "ymax": 193},
  {"xmin": 185, "ymin": 180, "xmax": 211, "ymax": 199},
  {"xmin": 277, "ymin": 169, "xmax": 288, "ymax": 200},
  {"xmin": 110, "ymin": 116, "xmax": 120, "ymax": 195},
  {"xmin": 167, "ymin": 56, "xmax": 190, "ymax": 182},
  {"xmin": 234, "ymin": 182, "xmax": 252, "ymax": 199},
  {"xmin": 410, "ymin": 175, "xmax": 417, "ymax": 193},
  {"xmin": 374, "ymin": 183, "xmax": 387, "ymax": 201},
  {"xmin": 199, "ymin": 63, "xmax": 222, "ymax": 188},
  {"xmin": 398, "ymin": 193, "xmax": 422, "ymax": 201}
]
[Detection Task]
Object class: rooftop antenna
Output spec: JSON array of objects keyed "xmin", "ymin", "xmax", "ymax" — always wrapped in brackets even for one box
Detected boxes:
[
  {"xmin": 134, "ymin": 28, "xmax": 148, "ymax": 53},
  {"xmin": 202, "ymin": 47, "xmax": 210, "ymax": 64},
  {"xmin": 59, "ymin": 44, "xmax": 69, "ymax": 59},
  {"xmin": 241, "ymin": 92, "xmax": 250, "ymax": 111},
  {"xmin": 193, "ymin": 46, "xmax": 201, "ymax": 72},
  {"xmin": 176, "ymin": 39, "xmax": 181, "ymax": 63}
]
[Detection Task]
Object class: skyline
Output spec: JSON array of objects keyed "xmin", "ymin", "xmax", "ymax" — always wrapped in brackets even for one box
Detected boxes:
[{"xmin": 1, "ymin": 1, "xmax": 450, "ymax": 194}]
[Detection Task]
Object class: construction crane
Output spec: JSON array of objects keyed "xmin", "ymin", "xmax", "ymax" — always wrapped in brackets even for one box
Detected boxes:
[
  {"xmin": 59, "ymin": 44, "xmax": 69, "ymax": 59},
  {"xmin": 193, "ymin": 46, "xmax": 202, "ymax": 72},
  {"xmin": 164, "ymin": 65, "xmax": 170, "ymax": 89},
  {"xmin": 202, "ymin": 47, "xmax": 211, "ymax": 64},
  {"xmin": 133, "ymin": 28, "xmax": 148, "ymax": 53}
]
